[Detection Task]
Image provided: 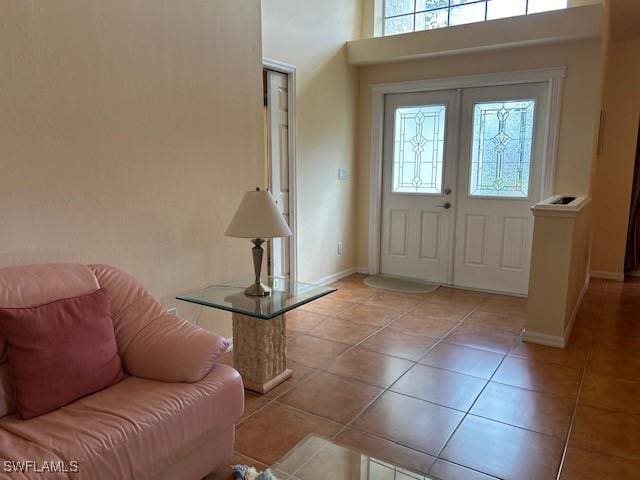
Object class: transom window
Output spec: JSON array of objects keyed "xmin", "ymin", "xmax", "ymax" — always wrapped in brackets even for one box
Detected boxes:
[{"xmin": 383, "ymin": 0, "xmax": 568, "ymax": 36}]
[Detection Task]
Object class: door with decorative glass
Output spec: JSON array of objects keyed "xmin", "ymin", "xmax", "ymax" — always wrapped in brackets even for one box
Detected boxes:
[
  {"xmin": 380, "ymin": 90, "xmax": 458, "ymax": 283},
  {"xmin": 453, "ymin": 82, "xmax": 549, "ymax": 294}
]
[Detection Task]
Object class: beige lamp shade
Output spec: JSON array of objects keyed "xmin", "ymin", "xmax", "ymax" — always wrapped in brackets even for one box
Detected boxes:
[{"xmin": 226, "ymin": 189, "xmax": 292, "ymax": 239}]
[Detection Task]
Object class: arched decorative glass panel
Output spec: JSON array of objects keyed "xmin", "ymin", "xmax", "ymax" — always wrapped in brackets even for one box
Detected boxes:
[
  {"xmin": 392, "ymin": 105, "xmax": 447, "ymax": 194},
  {"xmin": 469, "ymin": 99, "xmax": 536, "ymax": 198}
]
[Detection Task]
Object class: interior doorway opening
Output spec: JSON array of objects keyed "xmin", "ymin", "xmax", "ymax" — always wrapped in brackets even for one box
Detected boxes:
[
  {"xmin": 263, "ymin": 59, "xmax": 298, "ymax": 283},
  {"xmin": 624, "ymin": 120, "xmax": 640, "ymax": 276}
]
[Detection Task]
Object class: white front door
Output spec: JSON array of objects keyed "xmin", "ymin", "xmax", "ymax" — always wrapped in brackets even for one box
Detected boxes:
[
  {"xmin": 379, "ymin": 82, "xmax": 549, "ymax": 295},
  {"xmin": 266, "ymin": 70, "xmax": 290, "ymax": 278},
  {"xmin": 380, "ymin": 90, "xmax": 459, "ymax": 284},
  {"xmin": 453, "ymin": 83, "xmax": 549, "ymax": 295}
]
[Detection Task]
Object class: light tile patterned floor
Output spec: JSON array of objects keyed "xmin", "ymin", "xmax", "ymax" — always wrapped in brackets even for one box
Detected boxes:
[{"xmin": 210, "ymin": 275, "xmax": 640, "ymax": 480}]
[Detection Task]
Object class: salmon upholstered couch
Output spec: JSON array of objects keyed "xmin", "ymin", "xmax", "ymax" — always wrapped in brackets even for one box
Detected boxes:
[{"xmin": 0, "ymin": 263, "xmax": 244, "ymax": 480}]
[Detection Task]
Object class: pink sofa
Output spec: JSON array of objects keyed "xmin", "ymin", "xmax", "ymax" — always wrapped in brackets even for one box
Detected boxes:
[{"xmin": 0, "ymin": 264, "xmax": 244, "ymax": 480}]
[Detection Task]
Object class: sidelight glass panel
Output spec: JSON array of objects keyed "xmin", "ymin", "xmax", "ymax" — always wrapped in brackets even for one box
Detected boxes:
[
  {"xmin": 392, "ymin": 105, "xmax": 447, "ymax": 194},
  {"xmin": 469, "ymin": 100, "xmax": 536, "ymax": 198}
]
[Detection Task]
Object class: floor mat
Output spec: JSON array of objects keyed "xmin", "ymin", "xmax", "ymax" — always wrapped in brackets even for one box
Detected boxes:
[{"xmin": 363, "ymin": 275, "xmax": 440, "ymax": 294}]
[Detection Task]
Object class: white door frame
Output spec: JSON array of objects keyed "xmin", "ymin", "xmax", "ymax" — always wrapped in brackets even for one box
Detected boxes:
[
  {"xmin": 263, "ymin": 57, "xmax": 298, "ymax": 284},
  {"xmin": 367, "ymin": 67, "xmax": 566, "ymax": 277}
]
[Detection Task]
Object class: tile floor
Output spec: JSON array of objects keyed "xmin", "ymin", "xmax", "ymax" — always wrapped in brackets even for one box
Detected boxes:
[{"xmin": 210, "ymin": 275, "xmax": 640, "ymax": 480}]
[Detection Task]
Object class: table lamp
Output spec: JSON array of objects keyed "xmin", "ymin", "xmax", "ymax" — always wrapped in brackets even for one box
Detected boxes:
[{"xmin": 226, "ymin": 187, "xmax": 292, "ymax": 296}]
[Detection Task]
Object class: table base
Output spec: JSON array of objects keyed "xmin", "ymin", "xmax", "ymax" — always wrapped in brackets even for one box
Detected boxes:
[
  {"xmin": 232, "ymin": 312, "xmax": 290, "ymax": 394},
  {"xmin": 243, "ymin": 368, "xmax": 292, "ymax": 394}
]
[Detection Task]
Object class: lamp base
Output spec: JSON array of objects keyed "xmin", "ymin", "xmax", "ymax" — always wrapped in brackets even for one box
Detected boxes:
[
  {"xmin": 246, "ymin": 238, "xmax": 271, "ymax": 297},
  {"xmin": 245, "ymin": 282, "xmax": 272, "ymax": 297}
]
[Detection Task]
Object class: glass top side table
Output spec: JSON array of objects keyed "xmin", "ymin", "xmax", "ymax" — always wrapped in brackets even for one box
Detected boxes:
[{"xmin": 177, "ymin": 276, "xmax": 336, "ymax": 394}]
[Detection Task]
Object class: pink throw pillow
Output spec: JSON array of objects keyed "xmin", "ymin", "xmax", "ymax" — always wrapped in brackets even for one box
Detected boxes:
[{"xmin": 0, "ymin": 288, "xmax": 123, "ymax": 419}]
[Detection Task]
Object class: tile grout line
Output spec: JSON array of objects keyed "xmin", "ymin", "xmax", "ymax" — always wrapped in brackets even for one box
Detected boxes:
[
  {"xmin": 235, "ymin": 278, "xmax": 640, "ymax": 478},
  {"xmin": 235, "ymin": 283, "xmax": 524, "ymax": 476},
  {"xmin": 237, "ymin": 290, "xmax": 422, "ymax": 429},
  {"xmin": 554, "ymin": 283, "xmax": 607, "ymax": 480},
  {"xmin": 327, "ymin": 298, "xmax": 495, "ymax": 478},
  {"xmin": 429, "ymin": 332, "xmax": 519, "ymax": 476}
]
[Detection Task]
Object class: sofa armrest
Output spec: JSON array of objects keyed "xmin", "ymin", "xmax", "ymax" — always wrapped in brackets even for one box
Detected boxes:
[{"xmin": 123, "ymin": 314, "xmax": 229, "ymax": 383}]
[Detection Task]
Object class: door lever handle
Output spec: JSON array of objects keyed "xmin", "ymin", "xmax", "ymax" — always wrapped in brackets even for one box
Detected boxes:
[{"xmin": 436, "ymin": 202, "xmax": 452, "ymax": 210}]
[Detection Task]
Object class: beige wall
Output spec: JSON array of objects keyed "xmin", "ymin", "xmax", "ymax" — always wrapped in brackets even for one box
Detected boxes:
[
  {"xmin": 356, "ymin": 39, "xmax": 605, "ymax": 267},
  {"xmin": 0, "ymin": 1, "xmax": 264, "ymax": 336},
  {"xmin": 526, "ymin": 202, "xmax": 592, "ymax": 340},
  {"xmin": 566, "ymin": 204, "xmax": 593, "ymax": 320},
  {"xmin": 527, "ymin": 216, "xmax": 574, "ymax": 338},
  {"xmin": 262, "ymin": 0, "xmax": 363, "ymax": 282},
  {"xmin": 591, "ymin": 38, "xmax": 640, "ymax": 275}
]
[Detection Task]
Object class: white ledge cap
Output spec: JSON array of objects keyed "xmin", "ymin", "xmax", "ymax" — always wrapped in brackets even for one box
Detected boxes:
[{"xmin": 531, "ymin": 195, "xmax": 592, "ymax": 218}]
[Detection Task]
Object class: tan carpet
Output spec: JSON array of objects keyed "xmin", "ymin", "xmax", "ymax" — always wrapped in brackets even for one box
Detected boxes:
[{"xmin": 363, "ymin": 275, "xmax": 440, "ymax": 294}]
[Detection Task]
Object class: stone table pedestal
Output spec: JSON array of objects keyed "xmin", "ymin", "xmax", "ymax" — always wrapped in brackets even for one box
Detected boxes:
[{"xmin": 232, "ymin": 312, "xmax": 292, "ymax": 393}]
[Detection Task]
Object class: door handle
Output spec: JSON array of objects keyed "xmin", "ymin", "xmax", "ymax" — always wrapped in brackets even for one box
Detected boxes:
[{"xmin": 436, "ymin": 202, "xmax": 452, "ymax": 209}]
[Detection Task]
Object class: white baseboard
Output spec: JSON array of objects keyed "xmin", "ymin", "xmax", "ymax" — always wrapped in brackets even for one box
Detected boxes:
[
  {"xmin": 522, "ymin": 330, "xmax": 566, "ymax": 348},
  {"xmin": 355, "ymin": 266, "xmax": 369, "ymax": 275},
  {"xmin": 590, "ymin": 270, "xmax": 624, "ymax": 281},
  {"xmin": 313, "ymin": 267, "xmax": 366, "ymax": 286},
  {"xmin": 523, "ymin": 273, "xmax": 590, "ymax": 349}
]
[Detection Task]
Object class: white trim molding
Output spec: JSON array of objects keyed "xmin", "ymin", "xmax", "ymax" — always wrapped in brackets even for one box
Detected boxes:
[
  {"xmin": 522, "ymin": 330, "xmax": 566, "ymax": 348},
  {"xmin": 531, "ymin": 195, "xmax": 591, "ymax": 218},
  {"xmin": 263, "ymin": 58, "xmax": 298, "ymax": 284},
  {"xmin": 370, "ymin": 67, "xmax": 567, "ymax": 95},
  {"xmin": 590, "ymin": 270, "xmax": 625, "ymax": 281},
  {"xmin": 368, "ymin": 67, "xmax": 567, "ymax": 278},
  {"xmin": 313, "ymin": 267, "xmax": 364, "ymax": 286}
]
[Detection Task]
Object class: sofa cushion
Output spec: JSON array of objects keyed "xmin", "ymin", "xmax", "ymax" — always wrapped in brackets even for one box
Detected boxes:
[
  {"xmin": 88, "ymin": 264, "xmax": 228, "ymax": 383},
  {"xmin": 0, "ymin": 289, "xmax": 124, "ymax": 419},
  {"xmin": 123, "ymin": 314, "xmax": 229, "ymax": 383},
  {"xmin": 0, "ymin": 263, "xmax": 99, "ymax": 361},
  {"xmin": 0, "ymin": 364, "xmax": 244, "ymax": 480},
  {"xmin": 87, "ymin": 265, "xmax": 165, "ymax": 357},
  {"xmin": 0, "ymin": 263, "xmax": 99, "ymax": 417}
]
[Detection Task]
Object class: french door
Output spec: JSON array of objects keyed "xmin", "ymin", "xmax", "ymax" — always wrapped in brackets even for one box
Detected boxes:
[
  {"xmin": 380, "ymin": 82, "xmax": 549, "ymax": 295},
  {"xmin": 380, "ymin": 90, "xmax": 458, "ymax": 284}
]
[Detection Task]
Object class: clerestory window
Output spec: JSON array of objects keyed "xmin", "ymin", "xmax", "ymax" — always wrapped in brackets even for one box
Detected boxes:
[{"xmin": 383, "ymin": 0, "xmax": 568, "ymax": 36}]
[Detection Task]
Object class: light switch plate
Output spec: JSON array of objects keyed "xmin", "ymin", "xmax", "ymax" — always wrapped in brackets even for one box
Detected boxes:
[{"xmin": 338, "ymin": 168, "xmax": 348, "ymax": 180}]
